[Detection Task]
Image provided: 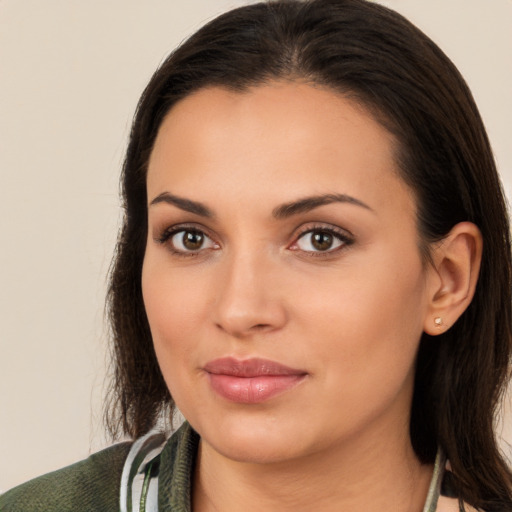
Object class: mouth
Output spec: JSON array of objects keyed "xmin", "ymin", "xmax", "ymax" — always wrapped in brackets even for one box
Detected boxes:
[{"xmin": 203, "ymin": 357, "xmax": 307, "ymax": 404}]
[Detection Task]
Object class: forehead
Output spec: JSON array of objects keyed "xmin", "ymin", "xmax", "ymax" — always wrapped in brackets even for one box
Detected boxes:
[{"xmin": 147, "ymin": 82, "xmax": 415, "ymax": 220}]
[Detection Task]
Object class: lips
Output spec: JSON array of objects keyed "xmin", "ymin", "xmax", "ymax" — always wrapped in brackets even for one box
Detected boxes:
[{"xmin": 203, "ymin": 357, "xmax": 307, "ymax": 403}]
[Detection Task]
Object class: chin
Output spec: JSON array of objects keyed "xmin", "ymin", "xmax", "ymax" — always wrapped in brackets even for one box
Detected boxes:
[
  {"xmin": 188, "ymin": 408, "xmax": 320, "ymax": 465},
  {"xmin": 208, "ymin": 429, "xmax": 308, "ymax": 465}
]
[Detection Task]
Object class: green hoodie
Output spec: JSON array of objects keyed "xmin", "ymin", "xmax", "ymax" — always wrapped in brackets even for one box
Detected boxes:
[
  {"xmin": 1, "ymin": 422, "xmax": 456, "ymax": 512},
  {"xmin": 0, "ymin": 423, "xmax": 198, "ymax": 512}
]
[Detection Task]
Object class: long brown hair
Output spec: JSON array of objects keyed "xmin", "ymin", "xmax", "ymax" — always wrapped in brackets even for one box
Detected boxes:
[{"xmin": 106, "ymin": 1, "xmax": 512, "ymax": 509}]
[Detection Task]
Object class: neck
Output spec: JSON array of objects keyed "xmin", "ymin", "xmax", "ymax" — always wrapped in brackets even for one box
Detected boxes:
[{"xmin": 192, "ymin": 421, "xmax": 433, "ymax": 512}]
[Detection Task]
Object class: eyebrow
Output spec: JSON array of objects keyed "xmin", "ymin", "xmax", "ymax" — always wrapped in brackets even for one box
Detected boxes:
[
  {"xmin": 272, "ymin": 193, "xmax": 373, "ymax": 219},
  {"xmin": 149, "ymin": 191, "xmax": 373, "ymax": 219},
  {"xmin": 149, "ymin": 192, "xmax": 214, "ymax": 218}
]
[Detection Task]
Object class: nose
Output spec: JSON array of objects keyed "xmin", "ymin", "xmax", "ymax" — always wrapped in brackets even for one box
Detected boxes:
[{"xmin": 212, "ymin": 251, "xmax": 287, "ymax": 339}]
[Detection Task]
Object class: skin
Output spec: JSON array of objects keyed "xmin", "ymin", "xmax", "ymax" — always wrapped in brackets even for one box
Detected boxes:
[{"xmin": 142, "ymin": 82, "xmax": 481, "ymax": 512}]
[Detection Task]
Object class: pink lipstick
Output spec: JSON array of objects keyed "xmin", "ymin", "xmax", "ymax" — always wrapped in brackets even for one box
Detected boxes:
[
  {"xmin": 203, "ymin": 357, "xmax": 307, "ymax": 403},
  {"xmin": 204, "ymin": 357, "xmax": 307, "ymax": 404}
]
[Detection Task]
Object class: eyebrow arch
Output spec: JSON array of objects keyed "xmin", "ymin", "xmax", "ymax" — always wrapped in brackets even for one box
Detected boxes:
[
  {"xmin": 149, "ymin": 192, "xmax": 213, "ymax": 218},
  {"xmin": 149, "ymin": 191, "xmax": 372, "ymax": 220},
  {"xmin": 272, "ymin": 193, "xmax": 373, "ymax": 219}
]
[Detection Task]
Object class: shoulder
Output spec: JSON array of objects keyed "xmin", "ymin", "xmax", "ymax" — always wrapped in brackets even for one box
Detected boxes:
[{"xmin": 0, "ymin": 441, "xmax": 132, "ymax": 512}]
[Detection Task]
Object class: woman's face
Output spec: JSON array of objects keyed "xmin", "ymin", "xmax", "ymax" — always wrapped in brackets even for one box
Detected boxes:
[{"xmin": 142, "ymin": 82, "xmax": 437, "ymax": 464}]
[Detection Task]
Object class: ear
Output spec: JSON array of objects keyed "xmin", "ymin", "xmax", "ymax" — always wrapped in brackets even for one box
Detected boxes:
[{"xmin": 423, "ymin": 222, "xmax": 482, "ymax": 335}]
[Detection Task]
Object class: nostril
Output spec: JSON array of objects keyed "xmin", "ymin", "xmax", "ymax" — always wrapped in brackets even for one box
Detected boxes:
[
  {"xmin": 251, "ymin": 323, "xmax": 272, "ymax": 332},
  {"xmin": 214, "ymin": 322, "xmax": 271, "ymax": 337}
]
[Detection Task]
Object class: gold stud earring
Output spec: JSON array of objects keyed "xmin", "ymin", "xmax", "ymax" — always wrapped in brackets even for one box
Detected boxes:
[{"xmin": 434, "ymin": 317, "xmax": 443, "ymax": 327}]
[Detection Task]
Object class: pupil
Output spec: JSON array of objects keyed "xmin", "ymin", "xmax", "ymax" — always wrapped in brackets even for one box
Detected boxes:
[
  {"xmin": 312, "ymin": 232, "xmax": 333, "ymax": 251},
  {"xmin": 183, "ymin": 231, "xmax": 203, "ymax": 250}
]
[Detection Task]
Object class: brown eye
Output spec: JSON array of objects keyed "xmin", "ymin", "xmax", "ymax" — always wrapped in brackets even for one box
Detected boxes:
[
  {"xmin": 311, "ymin": 232, "xmax": 333, "ymax": 251},
  {"xmin": 169, "ymin": 229, "xmax": 217, "ymax": 253},
  {"xmin": 182, "ymin": 231, "xmax": 204, "ymax": 250},
  {"xmin": 295, "ymin": 229, "xmax": 346, "ymax": 253}
]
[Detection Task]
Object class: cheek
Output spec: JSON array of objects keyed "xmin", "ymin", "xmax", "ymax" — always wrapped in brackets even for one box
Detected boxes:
[
  {"xmin": 142, "ymin": 242, "xmax": 214, "ymax": 325},
  {"xmin": 293, "ymin": 247, "xmax": 427, "ymax": 395},
  {"xmin": 297, "ymin": 247, "xmax": 425, "ymax": 333},
  {"xmin": 142, "ymin": 256, "xmax": 226, "ymax": 421},
  {"xmin": 141, "ymin": 254, "xmax": 208, "ymax": 381}
]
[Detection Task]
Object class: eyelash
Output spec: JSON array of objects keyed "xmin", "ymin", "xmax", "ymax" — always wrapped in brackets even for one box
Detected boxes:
[
  {"xmin": 155, "ymin": 224, "xmax": 218, "ymax": 258},
  {"xmin": 290, "ymin": 224, "xmax": 354, "ymax": 257},
  {"xmin": 155, "ymin": 223, "xmax": 354, "ymax": 258}
]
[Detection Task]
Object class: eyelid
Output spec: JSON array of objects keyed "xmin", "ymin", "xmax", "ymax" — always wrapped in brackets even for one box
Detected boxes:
[
  {"xmin": 288, "ymin": 223, "xmax": 354, "ymax": 254},
  {"xmin": 154, "ymin": 222, "xmax": 220, "ymax": 256},
  {"xmin": 155, "ymin": 222, "xmax": 214, "ymax": 242},
  {"xmin": 153, "ymin": 221, "xmax": 353, "ymax": 257}
]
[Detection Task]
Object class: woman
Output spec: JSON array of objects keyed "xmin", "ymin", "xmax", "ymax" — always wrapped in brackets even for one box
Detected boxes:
[{"xmin": 1, "ymin": 0, "xmax": 511, "ymax": 511}]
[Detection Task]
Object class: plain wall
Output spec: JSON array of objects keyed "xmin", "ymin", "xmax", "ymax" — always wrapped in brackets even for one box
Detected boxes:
[{"xmin": 1, "ymin": 0, "xmax": 511, "ymax": 492}]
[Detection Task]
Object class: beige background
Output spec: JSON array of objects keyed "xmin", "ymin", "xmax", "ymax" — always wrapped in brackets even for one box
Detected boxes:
[{"xmin": 1, "ymin": 0, "xmax": 511, "ymax": 492}]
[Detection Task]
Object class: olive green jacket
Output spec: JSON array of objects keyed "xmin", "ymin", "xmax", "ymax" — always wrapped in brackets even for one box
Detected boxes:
[
  {"xmin": 0, "ymin": 423, "xmax": 198, "ymax": 512},
  {"xmin": 1, "ymin": 422, "xmax": 455, "ymax": 511}
]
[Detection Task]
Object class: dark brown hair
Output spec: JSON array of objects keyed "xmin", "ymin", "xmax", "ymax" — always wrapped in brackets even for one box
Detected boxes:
[{"xmin": 106, "ymin": 1, "xmax": 512, "ymax": 509}]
